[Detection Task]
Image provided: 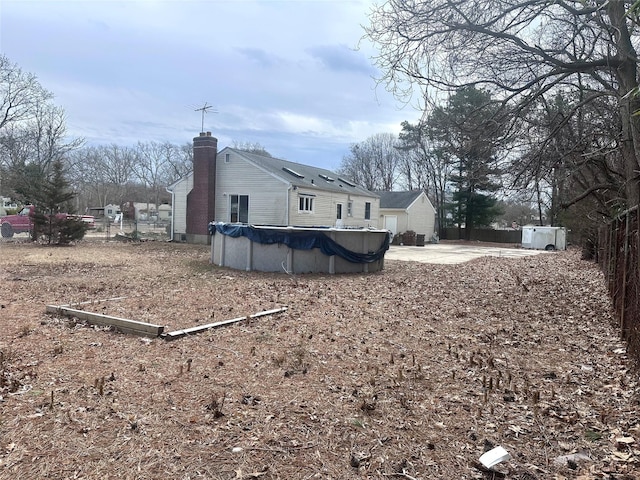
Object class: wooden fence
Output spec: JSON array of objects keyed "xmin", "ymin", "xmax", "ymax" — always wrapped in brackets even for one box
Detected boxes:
[
  {"xmin": 442, "ymin": 227, "xmax": 522, "ymax": 244},
  {"xmin": 598, "ymin": 207, "xmax": 640, "ymax": 364}
]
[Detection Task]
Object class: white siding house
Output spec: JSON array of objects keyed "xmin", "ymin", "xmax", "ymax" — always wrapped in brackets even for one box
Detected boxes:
[
  {"xmin": 214, "ymin": 149, "xmax": 290, "ymax": 225},
  {"xmin": 104, "ymin": 204, "xmax": 121, "ymax": 220},
  {"xmin": 376, "ymin": 191, "xmax": 436, "ymax": 239},
  {"xmin": 167, "ymin": 173, "xmax": 193, "ymax": 242},
  {"xmin": 157, "ymin": 204, "xmax": 172, "ymax": 222},
  {"xmin": 167, "ymin": 138, "xmax": 379, "ymax": 243}
]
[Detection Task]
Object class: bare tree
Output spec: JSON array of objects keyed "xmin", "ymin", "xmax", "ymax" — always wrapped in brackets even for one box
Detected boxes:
[
  {"xmin": 162, "ymin": 142, "xmax": 193, "ymax": 185},
  {"xmin": 339, "ymin": 133, "xmax": 401, "ymax": 191},
  {"xmin": 29, "ymin": 103, "xmax": 83, "ymax": 173},
  {"xmin": 0, "ymin": 57, "xmax": 84, "ymax": 207},
  {"xmin": 232, "ymin": 140, "xmax": 272, "ymax": 157},
  {"xmin": 509, "ymin": 88, "xmax": 626, "ymax": 225},
  {"xmin": 2, "ymin": 102, "xmax": 83, "ymax": 203},
  {"xmin": 0, "ymin": 55, "xmax": 53, "ymax": 132},
  {"xmin": 69, "ymin": 145, "xmax": 136, "ymax": 210},
  {"xmin": 365, "ymin": 0, "xmax": 640, "ymax": 207},
  {"xmin": 134, "ymin": 141, "xmax": 175, "ymax": 211},
  {"xmin": 398, "ymin": 120, "xmax": 453, "ymax": 235}
]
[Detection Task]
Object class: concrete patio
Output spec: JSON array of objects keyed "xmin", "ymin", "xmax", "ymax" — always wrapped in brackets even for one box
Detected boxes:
[{"xmin": 385, "ymin": 243, "xmax": 546, "ymax": 264}]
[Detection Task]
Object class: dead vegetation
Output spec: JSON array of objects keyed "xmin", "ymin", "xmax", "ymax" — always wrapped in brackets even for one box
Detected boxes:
[{"xmin": 0, "ymin": 240, "xmax": 638, "ymax": 479}]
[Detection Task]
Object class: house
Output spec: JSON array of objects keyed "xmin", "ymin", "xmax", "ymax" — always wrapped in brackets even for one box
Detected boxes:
[
  {"xmin": 157, "ymin": 204, "xmax": 171, "ymax": 222},
  {"xmin": 0, "ymin": 197, "xmax": 15, "ymax": 216},
  {"xmin": 123, "ymin": 202, "xmax": 168, "ymax": 221},
  {"xmin": 167, "ymin": 132, "xmax": 380, "ymax": 244},
  {"xmin": 376, "ymin": 190, "xmax": 436, "ymax": 241},
  {"xmin": 104, "ymin": 204, "xmax": 122, "ymax": 220},
  {"xmin": 1, "ymin": 197, "xmax": 17, "ymax": 210}
]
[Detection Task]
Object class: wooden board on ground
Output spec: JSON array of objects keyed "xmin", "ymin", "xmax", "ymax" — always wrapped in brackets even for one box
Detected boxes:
[
  {"xmin": 161, "ymin": 307, "xmax": 288, "ymax": 341},
  {"xmin": 45, "ymin": 305, "xmax": 164, "ymax": 337},
  {"xmin": 45, "ymin": 302, "xmax": 286, "ymax": 340}
]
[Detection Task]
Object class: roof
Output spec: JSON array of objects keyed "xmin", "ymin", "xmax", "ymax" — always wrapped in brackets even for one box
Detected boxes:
[
  {"xmin": 375, "ymin": 190, "xmax": 424, "ymax": 209},
  {"xmin": 228, "ymin": 148, "xmax": 377, "ymax": 198}
]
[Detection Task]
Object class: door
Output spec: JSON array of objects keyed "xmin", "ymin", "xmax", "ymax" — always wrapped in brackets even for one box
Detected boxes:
[
  {"xmin": 335, "ymin": 203, "xmax": 344, "ymax": 227},
  {"xmin": 384, "ymin": 215, "xmax": 398, "ymax": 237},
  {"xmin": 230, "ymin": 194, "xmax": 249, "ymax": 223}
]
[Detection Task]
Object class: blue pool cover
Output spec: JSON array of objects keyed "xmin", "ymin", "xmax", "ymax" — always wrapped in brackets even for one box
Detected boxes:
[{"xmin": 209, "ymin": 223, "xmax": 389, "ymax": 264}]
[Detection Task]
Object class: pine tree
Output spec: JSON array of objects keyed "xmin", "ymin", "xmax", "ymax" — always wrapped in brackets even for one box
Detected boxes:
[
  {"xmin": 31, "ymin": 159, "xmax": 87, "ymax": 244},
  {"xmin": 427, "ymin": 86, "xmax": 504, "ymax": 238}
]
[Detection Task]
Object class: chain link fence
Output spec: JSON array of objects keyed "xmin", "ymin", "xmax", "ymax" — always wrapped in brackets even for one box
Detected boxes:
[{"xmin": 87, "ymin": 219, "xmax": 170, "ymax": 241}]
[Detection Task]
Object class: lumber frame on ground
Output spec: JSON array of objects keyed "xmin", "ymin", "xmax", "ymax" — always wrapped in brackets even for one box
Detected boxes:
[
  {"xmin": 161, "ymin": 307, "xmax": 288, "ymax": 341},
  {"xmin": 45, "ymin": 299, "xmax": 287, "ymax": 340},
  {"xmin": 45, "ymin": 305, "xmax": 164, "ymax": 337}
]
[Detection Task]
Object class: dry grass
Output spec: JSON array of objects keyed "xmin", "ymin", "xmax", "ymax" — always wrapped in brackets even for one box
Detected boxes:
[{"xmin": 0, "ymin": 239, "xmax": 638, "ymax": 479}]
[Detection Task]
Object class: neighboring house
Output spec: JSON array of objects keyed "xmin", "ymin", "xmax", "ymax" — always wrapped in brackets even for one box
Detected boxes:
[
  {"xmin": 376, "ymin": 190, "xmax": 436, "ymax": 240},
  {"xmin": 124, "ymin": 202, "xmax": 168, "ymax": 221},
  {"xmin": 167, "ymin": 132, "xmax": 380, "ymax": 244},
  {"xmin": 158, "ymin": 204, "xmax": 171, "ymax": 222},
  {"xmin": 104, "ymin": 204, "xmax": 122, "ymax": 220},
  {"xmin": 1, "ymin": 197, "xmax": 17, "ymax": 210}
]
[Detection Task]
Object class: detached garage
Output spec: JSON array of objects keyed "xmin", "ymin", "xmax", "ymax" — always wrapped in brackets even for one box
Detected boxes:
[{"xmin": 376, "ymin": 190, "xmax": 436, "ymax": 243}]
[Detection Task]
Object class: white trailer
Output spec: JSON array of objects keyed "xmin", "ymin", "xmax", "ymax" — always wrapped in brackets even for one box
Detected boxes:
[{"xmin": 521, "ymin": 226, "xmax": 567, "ymax": 251}]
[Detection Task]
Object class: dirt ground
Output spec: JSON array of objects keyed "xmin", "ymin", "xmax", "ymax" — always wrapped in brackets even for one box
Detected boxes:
[{"xmin": 0, "ymin": 239, "xmax": 638, "ymax": 479}]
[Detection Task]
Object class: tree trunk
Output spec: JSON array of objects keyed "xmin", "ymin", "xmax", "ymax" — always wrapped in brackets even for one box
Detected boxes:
[{"xmin": 608, "ymin": 0, "xmax": 640, "ymax": 206}]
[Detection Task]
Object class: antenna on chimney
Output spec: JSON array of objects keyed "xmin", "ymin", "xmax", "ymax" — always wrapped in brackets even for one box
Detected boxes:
[{"xmin": 194, "ymin": 102, "xmax": 218, "ymax": 133}]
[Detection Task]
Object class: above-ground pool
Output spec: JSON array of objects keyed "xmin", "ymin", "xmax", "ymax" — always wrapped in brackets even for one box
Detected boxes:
[{"xmin": 209, "ymin": 223, "xmax": 390, "ymax": 274}]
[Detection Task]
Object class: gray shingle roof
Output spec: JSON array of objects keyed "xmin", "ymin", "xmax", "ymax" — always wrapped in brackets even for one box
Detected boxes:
[
  {"xmin": 229, "ymin": 148, "xmax": 377, "ymax": 198},
  {"xmin": 375, "ymin": 190, "xmax": 423, "ymax": 209}
]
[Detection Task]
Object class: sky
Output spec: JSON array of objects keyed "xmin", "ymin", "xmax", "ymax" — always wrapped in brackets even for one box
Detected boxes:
[{"xmin": 0, "ymin": 0, "xmax": 420, "ymax": 171}]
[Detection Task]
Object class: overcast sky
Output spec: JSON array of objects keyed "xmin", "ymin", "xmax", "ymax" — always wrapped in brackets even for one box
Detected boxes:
[{"xmin": 0, "ymin": 0, "xmax": 419, "ymax": 171}]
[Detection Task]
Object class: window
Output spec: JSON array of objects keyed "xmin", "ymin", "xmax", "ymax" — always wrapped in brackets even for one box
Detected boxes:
[
  {"xmin": 347, "ymin": 201, "xmax": 353, "ymax": 217},
  {"xmin": 299, "ymin": 195, "xmax": 314, "ymax": 212},
  {"xmin": 230, "ymin": 194, "xmax": 249, "ymax": 223},
  {"xmin": 365, "ymin": 202, "xmax": 371, "ymax": 220},
  {"xmin": 336, "ymin": 203, "xmax": 343, "ymax": 220},
  {"xmin": 225, "ymin": 153, "xmax": 230, "ymax": 163}
]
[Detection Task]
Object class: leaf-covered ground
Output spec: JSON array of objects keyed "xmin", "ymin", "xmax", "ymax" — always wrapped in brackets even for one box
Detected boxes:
[{"xmin": 0, "ymin": 240, "xmax": 638, "ymax": 479}]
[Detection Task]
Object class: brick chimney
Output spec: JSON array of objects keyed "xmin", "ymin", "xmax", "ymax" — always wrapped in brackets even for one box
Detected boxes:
[{"xmin": 186, "ymin": 132, "xmax": 217, "ymax": 238}]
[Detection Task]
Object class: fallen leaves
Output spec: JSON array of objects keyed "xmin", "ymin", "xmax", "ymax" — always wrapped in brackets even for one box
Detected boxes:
[{"xmin": 0, "ymin": 242, "xmax": 638, "ymax": 478}]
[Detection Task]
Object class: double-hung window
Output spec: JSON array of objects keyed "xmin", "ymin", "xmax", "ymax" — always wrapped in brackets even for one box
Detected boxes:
[{"xmin": 364, "ymin": 202, "xmax": 371, "ymax": 220}]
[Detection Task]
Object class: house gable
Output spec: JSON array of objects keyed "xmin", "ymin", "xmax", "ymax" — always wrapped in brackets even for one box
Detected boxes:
[
  {"xmin": 215, "ymin": 149, "xmax": 290, "ymax": 225},
  {"xmin": 376, "ymin": 190, "xmax": 436, "ymax": 237}
]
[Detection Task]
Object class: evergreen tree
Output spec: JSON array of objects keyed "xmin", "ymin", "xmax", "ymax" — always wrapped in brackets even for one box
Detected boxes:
[
  {"xmin": 427, "ymin": 87, "xmax": 504, "ymax": 238},
  {"xmin": 31, "ymin": 158, "xmax": 87, "ymax": 244}
]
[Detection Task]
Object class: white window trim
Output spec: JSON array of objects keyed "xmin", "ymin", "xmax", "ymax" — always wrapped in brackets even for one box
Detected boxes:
[
  {"xmin": 298, "ymin": 194, "xmax": 315, "ymax": 213},
  {"xmin": 229, "ymin": 194, "xmax": 249, "ymax": 223}
]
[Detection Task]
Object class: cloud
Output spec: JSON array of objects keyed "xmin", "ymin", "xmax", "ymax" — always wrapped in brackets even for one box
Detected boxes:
[
  {"xmin": 306, "ymin": 44, "xmax": 375, "ymax": 75},
  {"xmin": 0, "ymin": 0, "xmax": 419, "ymax": 170},
  {"xmin": 235, "ymin": 48, "xmax": 284, "ymax": 68}
]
